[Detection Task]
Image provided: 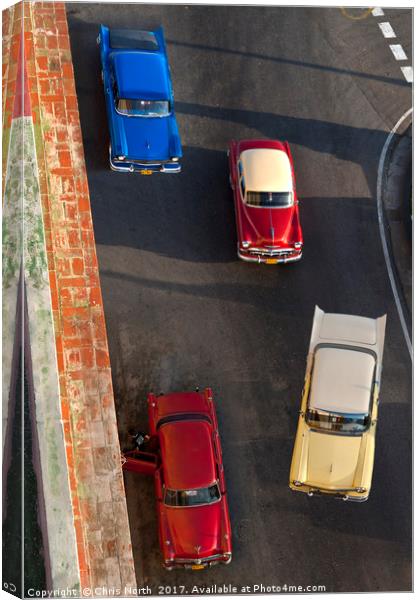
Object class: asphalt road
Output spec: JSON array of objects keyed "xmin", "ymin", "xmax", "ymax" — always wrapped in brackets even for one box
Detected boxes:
[{"xmin": 67, "ymin": 4, "xmax": 412, "ymax": 593}]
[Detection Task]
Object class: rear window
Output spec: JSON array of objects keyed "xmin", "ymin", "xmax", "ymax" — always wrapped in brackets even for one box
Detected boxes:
[
  {"xmin": 246, "ymin": 191, "xmax": 292, "ymax": 207},
  {"xmin": 164, "ymin": 483, "xmax": 220, "ymax": 507},
  {"xmin": 110, "ymin": 29, "xmax": 159, "ymax": 51}
]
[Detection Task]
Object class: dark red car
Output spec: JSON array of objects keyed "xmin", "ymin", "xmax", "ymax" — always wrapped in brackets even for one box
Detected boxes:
[
  {"xmin": 228, "ymin": 139, "xmax": 303, "ymax": 264},
  {"xmin": 122, "ymin": 388, "xmax": 232, "ymax": 570}
]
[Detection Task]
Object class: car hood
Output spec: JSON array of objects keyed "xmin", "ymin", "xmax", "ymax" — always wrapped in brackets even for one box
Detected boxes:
[
  {"xmin": 116, "ymin": 114, "xmax": 175, "ymax": 161},
  {"xmin": 306, "ymin": 430, "xmax": 363, "ymax": 489},
  {"xmin": 241, "ymin": 204, "xmax": 295, "ymax": 246},
  {"xmin": 163, "ymin": 502, "xmax": 223, "ymax": 558}
]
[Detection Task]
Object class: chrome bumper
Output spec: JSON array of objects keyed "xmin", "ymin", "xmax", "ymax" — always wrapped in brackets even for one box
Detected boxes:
[
  {"xmin": 109, "ymin": 151, "xmax": 181, "ymax": 174},
  {"xmin": 238, "ymin": 249, "xmax": 302, "ymax": 264},
  {"xmin": 290, "ymin": 483, "xmax": 369, "ymax": 502},
  {"xmin": 164, "ymin": 553, "xmax": 232, "ymax": 570}
]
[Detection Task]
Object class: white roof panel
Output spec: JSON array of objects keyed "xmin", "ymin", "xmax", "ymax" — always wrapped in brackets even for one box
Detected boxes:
[
  {"xmin": 319, "ymin": 313, "xmax": 377, "ymax": 346},
  {"xmin": 309, "ymin": 347, "xmax": 375, "ymax": 414},
  {"xmin": 241, "ymin": 148, "xmax": 292, "ymax": 193}
]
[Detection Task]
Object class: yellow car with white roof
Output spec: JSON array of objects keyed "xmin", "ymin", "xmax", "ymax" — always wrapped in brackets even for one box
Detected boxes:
[{"xmin": 290, "ymin": 306, "xmax": 386, "ymax": 502}]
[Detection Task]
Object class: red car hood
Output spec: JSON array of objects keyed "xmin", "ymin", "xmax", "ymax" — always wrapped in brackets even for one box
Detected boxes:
[
  {"xmin": 163, "ymin": 502, "xmax": 223, "ymax": 558},
  {"xmin": 242, "ymin": 204, "xmax": 295, "ymax": 246}
]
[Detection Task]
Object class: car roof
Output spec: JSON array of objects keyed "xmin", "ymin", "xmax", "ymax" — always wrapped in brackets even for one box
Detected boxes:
[
  {"xmin": 159, "ymin": 419, "xmax": 216, "ymax": 490},
  {"xmin": 309, "ymin": 346, "xmax": 376, "ymax": 415},
  {"xmin": 111, "ymin": 51, "xmax": 170, "ymax": 100},
  {"xmin": 240, "ymin": 148, "xmax": 292, "ymax": 193}
]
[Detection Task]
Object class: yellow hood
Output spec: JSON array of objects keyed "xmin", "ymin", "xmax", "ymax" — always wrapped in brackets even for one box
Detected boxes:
[{"xmin": 306, "ymin": 430, "xmax": 362, "ymax": 489}]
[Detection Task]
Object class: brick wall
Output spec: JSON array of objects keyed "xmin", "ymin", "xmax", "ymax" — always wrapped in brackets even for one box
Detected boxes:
[{"xmin": 2, "ymin": 2, "xmax": 137, "ymax": 594}]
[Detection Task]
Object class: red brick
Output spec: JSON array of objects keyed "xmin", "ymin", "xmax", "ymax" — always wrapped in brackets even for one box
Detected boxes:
[
  {"xmin": 61, "ymin": 400, "xmax": 70, "ymax": 422},
  {"xmin": 68, "ymin": 229, "xmax": 81, "ymax": 248},
  {"xmin": 56, "ymin": 20, "xmax": 68, "ymax": 35},
  {"xmin": 72, "ymin": 287, "xmax": 89, "ymax": 305},
  {"xmin": 64, "ymin": 336, "xmax": 93, "ymax": 349},
  {"xmin": 63, "ymin": 78, "xmax": 75, "ymax": 96},
  {"xmin": 59, "ymin": 150, "xmax": 72, "ymax": 168},
  {"xmin": 80, "ymin": 348, "xmax": 94, "ymax": 368},
  {"xmin": 57, "ymin": 34, "xmax": 70, "ymax": 49},
  {"xmin": 53, "ymin": 101, "xmax": 66, "ymax": 121},
  {"xmin": 49, "ymin": 271, "xmax": 59, "ymax": 310},
  {"xmin": 61, "ymin": 306, "xmax": 89, "ymax": 319},
  {"xmin": 59, "ymin": 288, "xmax": 72, "ymax": 307},
  {"xmin": 56, "ymin": 257, "xmax": 71, "ymax": 276},
  {"xmin": 63, "ymin": 202, "xmax": 78, "ymax": 222},
  {"xmin": 75, "ymin": 177, "xmax": 89, "ymax": 195},
  {"xmin": 62, "ymin": 62, "xmax": 73, "ymax": 79},
  {"xmin": 92, "ymin": 312, "xmax": 106, "ymax": 341},
  {"xmin": 78, "ymin": 195, "xmax": 90, "ymax": 211},
  {"xmin": 95, "ymin": 348, "xmax": 110, "ymax": 368},
  {"xmin": 54, "ymin": 230, "xmax": 68, "ymax": 249},
  {"xmin": 56, "ymin": 128, "xmax": 68, "ymax": 143},
  {"xmin": 81, "ymin": 231, "xmax": 95, "ymax": 249},
  {"xmin": 65, "ymin": 349, "xmax": 82, "ymax": 369},
  {"xmin": 72, "ymin": 257, "xmax": 85, "ymax": 276},
  {"xmin": 89, "ymin": 287, "xmax": 102, "ymax": 307},
  {"xmin": 46, "ymin": 35, "xmax": 58, "ymax": 50},
  {"xmin": 79, "ymin": 212, "xmax": 92, "ymax": 230},
  {"xmin": 61, "ymin": 177, "xmax": 75, "ymax": 195},
  {"xmin": 58, "ymin": 277, "xmax": 86, "ymax": 288},
  {"xmin": 65, "ymin": 95, "xmax": 78, "ymax": 111},
  {"xmin": 56, "ymin": 350, "xmax": 65, "ymax": 372},
  {"xmin": 36, "ymin": 55, "xmax": 48, "ymax": 71},
  {"xmin": 62, "ymin": 317, "xmax": 77, "ymax": 337}
]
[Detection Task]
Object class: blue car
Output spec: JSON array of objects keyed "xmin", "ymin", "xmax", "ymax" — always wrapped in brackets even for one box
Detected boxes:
[{"xmin": 98, "ymin": 25, "xmax": 182, "ymax": 174}]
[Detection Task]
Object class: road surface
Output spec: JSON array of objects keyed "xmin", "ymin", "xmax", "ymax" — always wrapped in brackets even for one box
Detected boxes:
[{"xmin": 67, "ymin": 4, "xmax": 412, "ymax": 592}]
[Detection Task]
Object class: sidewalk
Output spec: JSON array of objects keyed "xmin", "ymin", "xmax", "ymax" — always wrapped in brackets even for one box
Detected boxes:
[{"xmin": 2, "ymin": 2, "xmax": 137, "ymax": 594}]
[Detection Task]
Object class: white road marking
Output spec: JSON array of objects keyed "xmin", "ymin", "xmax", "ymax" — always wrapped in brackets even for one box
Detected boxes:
[
  {"xmin": 372, "ymin": 8, "xmax": 385, "ymax": 17},
  {"xmin": 378, "ymin": 22, "xmax": 396, "ymax": 38},
  {"xmin": 376, "ymin": 108, "xmax": 412, "ymax": 360},
  {"xmin": 401, "ymin": 66, "xmax": 413, "ymax": 83},
  {"xmin": 389, "ymin": 44, "xmax": 408, "ymax": 61}
]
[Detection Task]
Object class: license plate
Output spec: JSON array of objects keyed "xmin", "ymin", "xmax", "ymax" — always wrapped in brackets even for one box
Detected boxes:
[
  {"xmin": 140, "ymin": 169, "xmax": 153, "ymax": 175},
  {"xmin": 266, "ymin": 258, "xmax": 278, "ymax": 264},
  {"xmin": 191, "ymin": 565, "xmax": 205, "ymax": 570}
]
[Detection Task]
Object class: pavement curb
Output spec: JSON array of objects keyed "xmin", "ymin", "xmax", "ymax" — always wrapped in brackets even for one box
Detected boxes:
[
  {"xmin": 2, "ymin": 2, "xmax": 137, "ymax": 594},
  {"xmin": 381, "ymin": 116, "xmax": 412, "ymax": 319}
]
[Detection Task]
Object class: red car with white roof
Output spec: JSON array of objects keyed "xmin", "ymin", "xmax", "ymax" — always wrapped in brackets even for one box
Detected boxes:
[
  {"xmin": 228, "ymin": 139, "xmax": 303, "ymax": 263},
  {"xmin": 122, "ymin": 388, "xmax": 232, "ymax": 570}
]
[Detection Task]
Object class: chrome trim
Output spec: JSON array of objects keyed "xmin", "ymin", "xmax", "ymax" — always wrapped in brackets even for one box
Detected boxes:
[
  {"xmin": 238, "ymin": 250, "xmax": 302, "ymax": 264},
  {"xmin": 109, "ymin": 143, "xmax": 181, "ymax": 173},
  {"xmin": 249, "ymin": 246, "xmax": 295, "ymax": 255},
  {"xmin": 171, "ymin": 553, "xmax": 231, "ymax": 565},
  {"xmin": 301, "ymin": 485, "xmax": 369, "ymax": 502},
  {"xmin": 109, "ymin": 155, "xmax": 181, "ymax": 173}
]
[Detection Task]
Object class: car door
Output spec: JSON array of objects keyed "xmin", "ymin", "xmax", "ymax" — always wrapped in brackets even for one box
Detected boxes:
[{"xmin": 122, "ymin": 450, "xmax": 158, "ymax": 475}]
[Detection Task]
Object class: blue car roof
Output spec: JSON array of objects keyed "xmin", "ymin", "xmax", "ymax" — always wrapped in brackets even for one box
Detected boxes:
[{"xmin": 111, "ymin": 51, "xmax": 170, "ymax": 101}]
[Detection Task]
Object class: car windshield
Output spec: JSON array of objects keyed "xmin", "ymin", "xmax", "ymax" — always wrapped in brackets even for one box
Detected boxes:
[
  {"xmin": 116, "ymin": 98, "xmax": 170, "ymax": 117},
  {"xmin": 306, "ymin": 408, "xmax": 370, "ymax": 434},
  {"xmin": 164, "ymin": 483, "xmax": 220, "ymax": 507},
  {"xmin": 246, "ymin": 191, "xmax": 293, "ymax": 207}
]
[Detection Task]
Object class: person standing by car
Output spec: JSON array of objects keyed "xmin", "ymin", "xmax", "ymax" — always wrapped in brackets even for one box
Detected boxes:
[{"xmin": 127, "ymin": 428, "xmax": 150, "ymax": 452}]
